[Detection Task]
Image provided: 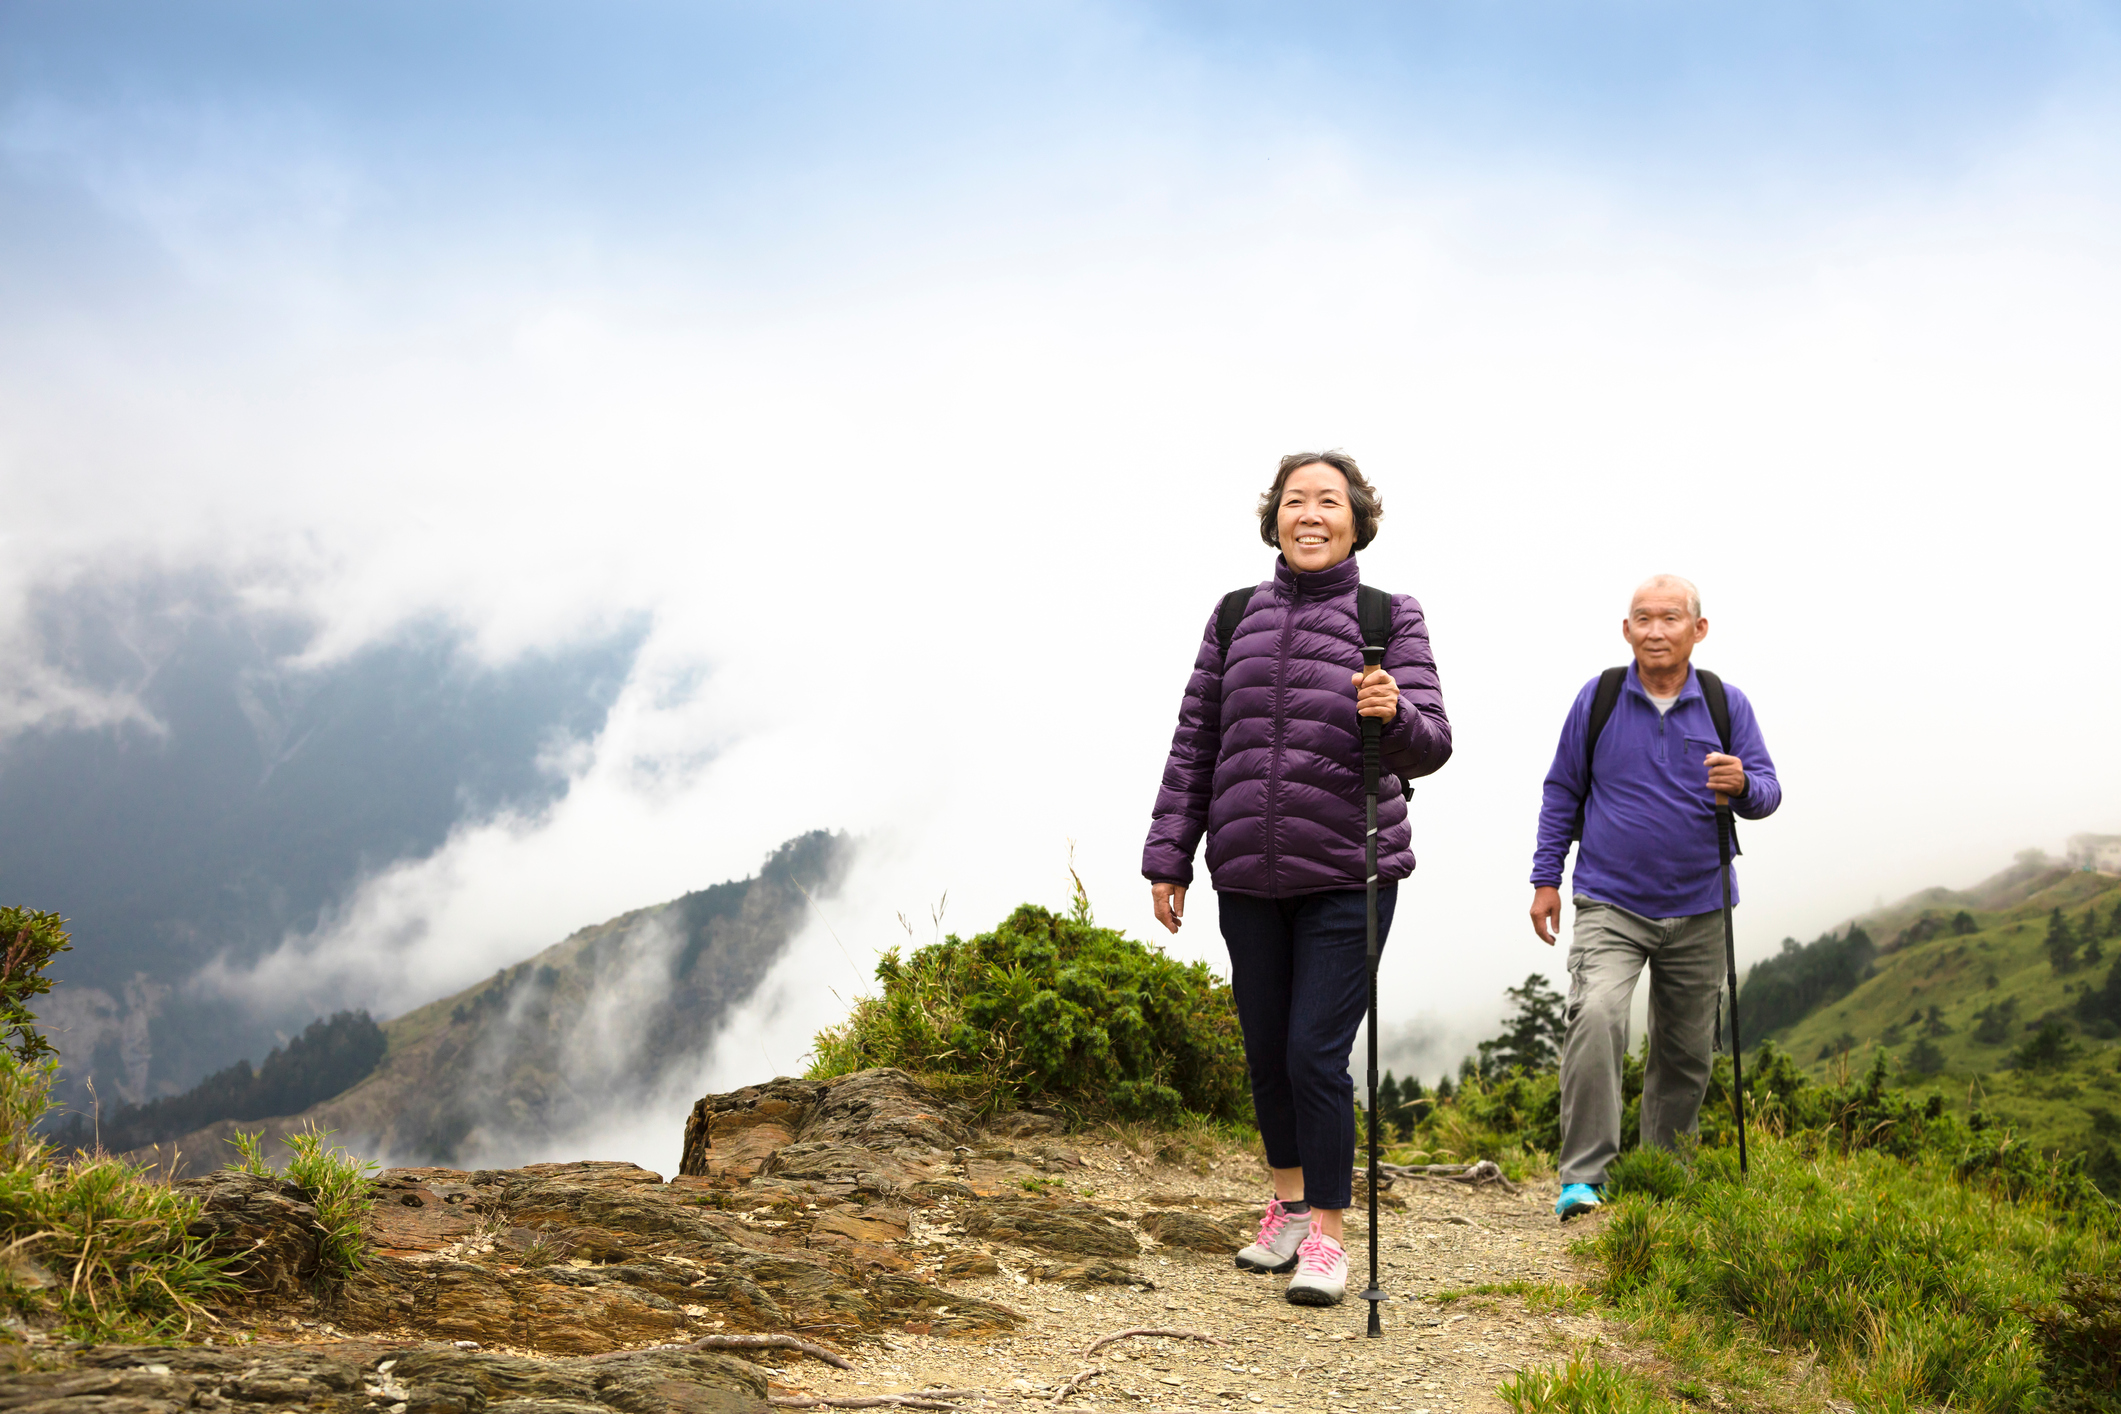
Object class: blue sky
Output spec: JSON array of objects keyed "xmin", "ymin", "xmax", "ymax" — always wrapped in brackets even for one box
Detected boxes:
[
  {"xmin": 7, "ymin": 2, "xmax": 2111, "ymax": 289},
  {"xmin": 5, "ymin": 2, "xmax": 2121, "ymax": 1135}
]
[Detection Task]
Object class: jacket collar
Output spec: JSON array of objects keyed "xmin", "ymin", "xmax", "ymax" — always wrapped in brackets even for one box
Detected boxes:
[
  {"xmin": 1273, "ymin": 552, "xmax": 1362, "ymax": 598},
  {"xmin": 1625, "ymin": 659, "xmax": 1701, "ymax": 703}
]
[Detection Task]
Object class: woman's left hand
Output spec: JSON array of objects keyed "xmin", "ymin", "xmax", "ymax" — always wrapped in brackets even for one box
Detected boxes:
[{"xmin": 1352, "ymin": 666, "xmax": 1399, "ymax": 721}]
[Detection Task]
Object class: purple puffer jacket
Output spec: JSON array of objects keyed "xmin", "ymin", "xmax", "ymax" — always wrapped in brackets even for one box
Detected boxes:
[{"xmin": 1143, "ymin": 554, "xmax": 1452, "ymax": 896}]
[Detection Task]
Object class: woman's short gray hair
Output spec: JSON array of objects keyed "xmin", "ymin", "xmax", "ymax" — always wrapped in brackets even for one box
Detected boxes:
[{"xmin": 1256, "ymin": 450, "xmax": 1384, "ymax": 551}]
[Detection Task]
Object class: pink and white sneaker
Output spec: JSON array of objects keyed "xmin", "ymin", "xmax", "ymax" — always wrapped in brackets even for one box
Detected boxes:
[
  {"xmin": 1283, "ymin": 1229, "xmax": 1348, "ymax": 1306},
  {"xmin": 1233, "ymin": 1198, "xmax": 1312, "ymax": 1273}
]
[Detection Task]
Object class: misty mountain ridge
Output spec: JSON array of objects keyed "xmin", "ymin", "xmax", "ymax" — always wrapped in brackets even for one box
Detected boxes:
[
  {"xmin": 0, "ymin": 563, "xmax": 646, "ymax": 1105},
  {"xmin": 1741, "ymin": 842, "xmax": 2119, "ymax": 1049},
  {"xmin": 122, "ymin": 830, "xmax": 852, "ymax": 1171}
]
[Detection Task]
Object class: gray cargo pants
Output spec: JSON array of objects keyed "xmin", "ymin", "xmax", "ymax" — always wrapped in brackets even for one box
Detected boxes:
[{"xmin": 1558, "ymin": 896, "xmax": 1726, "ymax": 1187}]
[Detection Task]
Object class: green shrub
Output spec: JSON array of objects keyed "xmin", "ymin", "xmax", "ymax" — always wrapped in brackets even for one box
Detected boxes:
[
  {"xmin": 808, "ymin": 902, "xmax": 1249, "ymax": 1123},
  {"xmin": 0, "ymin": 907, "xmax": 71, "ymax": 1063},
  {"xmin": 2025, "ymin": 1272, "xmax": 2121, "ymax": 1412}
]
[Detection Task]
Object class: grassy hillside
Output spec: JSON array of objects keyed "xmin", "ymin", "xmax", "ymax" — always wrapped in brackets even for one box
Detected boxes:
[{"xmin": 1751, "ymin": 860, "xmax": 2121, "ymax": 1187}]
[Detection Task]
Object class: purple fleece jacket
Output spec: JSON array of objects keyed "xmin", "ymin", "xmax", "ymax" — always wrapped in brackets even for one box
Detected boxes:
[
  {"xmin": 1143, "ymin": 554, "xmax": 1453, "ymax": 896},
  {"xmin": 1530, "ymin": 662, "xmax": 1782, "ymax": 918}
]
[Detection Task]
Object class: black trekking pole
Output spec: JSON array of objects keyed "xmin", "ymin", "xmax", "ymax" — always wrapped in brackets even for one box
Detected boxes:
[
  {"xmin": 1716, "ymin": 795, "xmax": 1749, "ymax": 1178},
  {"xmin": 1360, "ymin": 642, "xmax": 1386, "ymax": 1338}
]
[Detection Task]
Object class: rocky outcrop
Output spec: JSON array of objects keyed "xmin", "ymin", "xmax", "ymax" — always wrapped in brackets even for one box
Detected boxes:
[
  {"xmin": 1136, "ymin": 1208, "xmax": 1242, "ymax": 1253},
  {"xmin": 678, "ymin": 1069, "xmax": 975, "ymax": 1186},
  {"xmin": 960, "ymin": 1198, "xmax": 1138, "ymax": 1259},
  {"xmin": 298, "ymin": 1071, "xmax": 1024, "ymax": 1354},
  {"xmin": 5, "ymin": 1067, "xmax": 1232, "ymax": 1413},
  {"xmin": 9, "ymin": 1341, "xmax": 769, "ymax": 1414},
  {"xmin": 176, "ymin": 1170, "xmax": 327, "ymax": 1299}
]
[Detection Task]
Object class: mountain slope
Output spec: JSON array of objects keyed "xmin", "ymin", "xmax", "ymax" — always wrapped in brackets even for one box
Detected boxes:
[
  {"xmin": 1742, "ymin": 853, "xmax": 2121, "ymax": 1184},
  {"xmin": 136, "ymin": 830, "xmax": 851, "ymax": 1171},
  {"xmin": 1771, "ymin": 868, "xmax": 2118, "ymax": 1069}
]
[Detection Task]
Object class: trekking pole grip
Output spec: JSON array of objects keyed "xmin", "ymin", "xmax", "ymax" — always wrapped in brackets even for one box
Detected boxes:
[{"xmin": 1361, "ymin": 644, "xmax": 1384, "ymax": 791}]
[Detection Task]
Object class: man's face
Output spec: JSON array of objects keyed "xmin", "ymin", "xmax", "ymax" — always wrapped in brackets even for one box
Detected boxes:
[{"xmin": 1622, "ymin": 586, "xmax": 1707, "ymax": 674}]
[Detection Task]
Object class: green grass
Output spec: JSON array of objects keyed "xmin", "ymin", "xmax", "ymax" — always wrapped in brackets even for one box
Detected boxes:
[
  {"xmin": 1587, "ymin": 1136, "xmax": 2118, "ymax": 1413},
  {"xmin": 0, "ymin": 1053, "xmax": 233, "ymax": 1341},
  {"xmin": 1433, "ymin": 1280, "xmax": 1593, "ymax": 1315},
  {"xmin": 228, "ymin": 1124, "xmax": 378, "ymax": 1280},
  {"xmin": 1500, "ymin": 1356, "xmax": 1688, "ymax": 1414}
]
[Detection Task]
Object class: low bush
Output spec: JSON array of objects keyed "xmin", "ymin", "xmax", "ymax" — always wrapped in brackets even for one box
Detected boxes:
[
  {"xmin": 0, "ymin": 907, "xmax": 70, "ymax": 1063},
  {"xmin": 809, "ymin": 900, "xmax": 1249, "ymax": 1124},
  {"xmin": 2025, "ymin": 1272, "xmax": 2121, "ymax": 1413}
]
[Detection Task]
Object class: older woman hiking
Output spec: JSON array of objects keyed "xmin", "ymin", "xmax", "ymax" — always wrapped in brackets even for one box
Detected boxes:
[{"xmin": 1143, "ymin": 449, "xmax": 1452, "ymax": 1306}]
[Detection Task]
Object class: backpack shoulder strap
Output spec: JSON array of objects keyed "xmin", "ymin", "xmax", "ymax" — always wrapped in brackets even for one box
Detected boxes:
[
  {"xmin": 1356, "ymin": 583, "xmax": 1392, "ymax": 652},
  {"xmin": 1694, "ymin": 668, "xmax": 1741, "ymax": 855},
  {"xmin": 1695, "ymin": 669, "xmax": 1733, "ymax": 754},
  {"xmin": 1574, "ymin": 667, "xmax": 1630, "ymax": 842},
  {"xmin": 1215, "ymin": 587, "xmax": 1257, "ymax": 662},
  {"xmin": 1354, "ymin": 584, "xmax": 1416, "ymax": 801},
  {"xmin": 1586, "ymin": 666, "xmax": 1628, "ymax": 760}
]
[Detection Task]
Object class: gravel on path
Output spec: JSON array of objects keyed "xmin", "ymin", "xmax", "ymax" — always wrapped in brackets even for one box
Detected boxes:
[{"xmin": 762, "ymin": 1139, "xmax": 1621, "ymax": 1414}]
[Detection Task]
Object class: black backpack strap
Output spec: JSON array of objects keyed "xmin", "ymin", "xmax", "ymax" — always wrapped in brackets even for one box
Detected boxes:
[
  {"xmin": 1695, "ymin": 669, "xmax": 1732, "ymax": 753},
  {"xmin": 1215, "ymin": 587, "xmax": 1256, "ymax": 662},
  {"xmin": 1574, "ymin": 666, "xmax": 1629, "ymax": 842},
  {"xmin": 1695, "ymin": 668, "xmax": 1740, "ymax": 855},
  {"xmin": 1354, "ymin": 584, "xmax": 1415, "ymax": 801}
]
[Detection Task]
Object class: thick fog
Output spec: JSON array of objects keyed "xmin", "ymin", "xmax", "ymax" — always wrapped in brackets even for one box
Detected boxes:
[{"xmin": 5, "ymin": 5, "xmax": 2121, "ymax": 1153}]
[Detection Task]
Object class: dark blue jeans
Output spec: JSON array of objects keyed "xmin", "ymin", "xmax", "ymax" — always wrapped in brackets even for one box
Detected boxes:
[{"xmin": 1217, "ymin": 885, "xmax": 1395, "ymax": 1210}]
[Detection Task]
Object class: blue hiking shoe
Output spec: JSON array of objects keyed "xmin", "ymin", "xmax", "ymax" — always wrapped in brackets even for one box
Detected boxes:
[{"xmin": 1556, "ymin": 1183, "xmax": 1603, "ymax": 1221}]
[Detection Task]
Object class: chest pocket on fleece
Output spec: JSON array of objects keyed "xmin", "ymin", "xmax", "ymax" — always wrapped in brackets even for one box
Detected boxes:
[{"xmin": 1679, "ymin": 735, "xmax": 1725, "ymax": 799}]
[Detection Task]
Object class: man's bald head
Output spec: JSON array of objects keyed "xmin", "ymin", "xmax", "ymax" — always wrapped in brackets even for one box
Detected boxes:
[
  {"xmin": 1623, "ymin": 574, "xmax": 1708, "ymax": 686},
  {"xmin": 1632, "ymin": 574, "xmax": 1701, "ymax": 621}
]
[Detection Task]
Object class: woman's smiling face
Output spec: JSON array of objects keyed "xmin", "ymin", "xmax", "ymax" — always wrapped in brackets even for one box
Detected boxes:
[{"xmin": 1276, "ymin": 461, "xmax": 1357, "ymax": 572}]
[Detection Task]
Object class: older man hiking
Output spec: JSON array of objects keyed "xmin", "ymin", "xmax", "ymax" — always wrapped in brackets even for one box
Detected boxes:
[{"xmin": 1529, "ymin": 574, "xmax": 1781, "ymax": 1221}]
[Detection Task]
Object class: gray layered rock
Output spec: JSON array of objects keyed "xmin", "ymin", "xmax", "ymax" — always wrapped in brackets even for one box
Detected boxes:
[{"xmin": 10, "ymin": 1341, "xmax": 769, "ymax": 1414}]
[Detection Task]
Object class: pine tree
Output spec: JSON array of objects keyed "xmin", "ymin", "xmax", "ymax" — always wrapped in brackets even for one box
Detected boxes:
[
  {"xmin": 2046, "ymin": 907, "xmax": 2081, "ymax": 974},
  {"xmin": 2109, "ymin": 900, "xmax": 2121, "ymax": 939},
  {"xmin": 1476, "ymin": 972, "xmax": 1567, "ymax": 1077},
  {"xmin": 1906, "ymin": 1035, "xmax": 1946, "ymax": 1075}
]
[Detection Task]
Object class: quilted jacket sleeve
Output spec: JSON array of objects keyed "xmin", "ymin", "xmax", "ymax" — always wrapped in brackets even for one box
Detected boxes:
[
  {"xmin": 1142, "ymin": 604, "xmax": 1227, "ymax": 886},
  {"xmin": 1379, "ymin": 592, "xmax": 1452, "ymax": 785}
]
